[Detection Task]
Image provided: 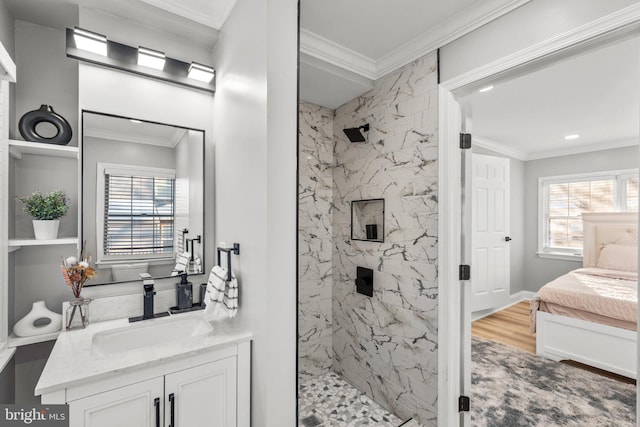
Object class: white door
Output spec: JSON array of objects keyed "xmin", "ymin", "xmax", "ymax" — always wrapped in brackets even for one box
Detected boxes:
[
  {"xmin": 471, "ymin": 153, "xmax": 510, "ymax": 312},
  {"xmin": 165, "ymin": 357, "xmax": 237, "ymax": 427},
  {"xmin": 69, "ymin": 377, "xmax": 164, "ymax": 427}
]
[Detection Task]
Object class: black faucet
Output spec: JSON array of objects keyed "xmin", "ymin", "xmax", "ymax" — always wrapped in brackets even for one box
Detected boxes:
[
  {"xmin": 143, "ymin": 284, "xmax": 156, "ymax": 319},
  {"xmin": 129, "ymin": 277, "xmax": 170, "ymax": 323}
]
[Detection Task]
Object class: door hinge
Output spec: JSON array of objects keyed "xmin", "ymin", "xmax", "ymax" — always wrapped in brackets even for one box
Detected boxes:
[
  {"xmin": 459, "ymin": 265, "xmax": 470, "ymax": 281},
  {"xmin": 460, "ymin": 133, "xmax": 472, "ymax": 149},
  {"xmin": 458, "ymin": 395, "xmax": 470, "ymax": 412}
]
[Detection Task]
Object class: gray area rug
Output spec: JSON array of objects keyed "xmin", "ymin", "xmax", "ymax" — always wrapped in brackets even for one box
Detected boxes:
[{"xmin": 472, "ymin": 337, "xmax": 636, "ymax": 426}]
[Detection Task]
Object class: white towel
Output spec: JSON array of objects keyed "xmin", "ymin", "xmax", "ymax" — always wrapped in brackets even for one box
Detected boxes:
[
  {"xmin": 171, "ymin": 251, "xmax": 191, "ymax": 276},
  {"xmin": 203, "ymin": 265, "xmax": 238, "ymax": 318}
]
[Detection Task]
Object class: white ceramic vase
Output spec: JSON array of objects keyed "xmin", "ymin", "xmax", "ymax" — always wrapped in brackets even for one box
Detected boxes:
[
  {"xmin": 32, "ymin": 219, "xmax": 59, "ymax": 240},
  {"xmin": 13, "ymin": 301, "xmax": 62, "ymax": 337}
]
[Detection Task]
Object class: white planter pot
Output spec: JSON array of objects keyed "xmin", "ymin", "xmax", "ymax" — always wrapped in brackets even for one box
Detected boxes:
[{"xmin": 32, "ymin": 219, "xmax": 60, "ymax": 240}]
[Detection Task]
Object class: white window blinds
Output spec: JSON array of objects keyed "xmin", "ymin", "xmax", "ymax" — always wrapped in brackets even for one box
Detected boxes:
[{"xmin": 99, "ymin": 164, "xmax": 175, "ymax": 258}]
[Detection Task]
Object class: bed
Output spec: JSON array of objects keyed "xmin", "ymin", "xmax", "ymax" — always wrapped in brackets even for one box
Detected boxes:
[{"xmin": 532, "ymin": 212, "xmax": 638, "ymax": 379}]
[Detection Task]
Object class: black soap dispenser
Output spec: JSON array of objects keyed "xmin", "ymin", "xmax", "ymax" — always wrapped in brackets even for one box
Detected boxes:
[{"xmin": 176, "ymin": 272, "xmax": 193, "ymax": 310}]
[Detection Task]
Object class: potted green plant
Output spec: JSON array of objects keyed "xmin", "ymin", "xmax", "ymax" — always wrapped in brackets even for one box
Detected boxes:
[{"xmin": 17, "ymin": 190, "xmax": 69, "ymax": 240}]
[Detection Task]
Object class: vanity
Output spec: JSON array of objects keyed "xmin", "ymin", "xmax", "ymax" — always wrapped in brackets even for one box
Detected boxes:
[{"xmin": 35, "ymin": 313, "xmax": 251, "ymax": 427}]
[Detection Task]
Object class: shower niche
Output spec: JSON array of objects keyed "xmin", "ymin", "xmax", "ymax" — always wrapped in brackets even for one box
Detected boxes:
[{"xmin": 351, "ymin": 198, "xmax": 384, "ymax": 242}]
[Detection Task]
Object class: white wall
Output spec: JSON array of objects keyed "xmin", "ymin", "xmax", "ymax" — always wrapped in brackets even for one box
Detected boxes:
[
  {"xmin": 79, "ymin": 8, "xmax": 214, "ymax": 65},
  {"xmin": 523, "ymin": 145, "xmax": 639, "ymax": 292},
  {"xmin": 440, "ymin": 0, "xmax": 639, "ymax": 81},
  {"xmin": 0, "ymin": 0, "xmax": 15, "ymax": 139},
  {"xmin": 14, "ymin": 21, "xmax": 78, "ymax": 146},
  {"xmin": 212, "ymin": 0, "xmax": 297, "ymax": 424}
]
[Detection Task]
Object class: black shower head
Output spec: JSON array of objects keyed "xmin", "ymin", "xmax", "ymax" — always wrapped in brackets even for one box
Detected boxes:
[{"xmin": 343, "ymin": 124, "xmax": 370, "ymax": 143}]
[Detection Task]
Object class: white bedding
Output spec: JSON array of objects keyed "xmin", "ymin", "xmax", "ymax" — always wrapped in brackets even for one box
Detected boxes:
[{"xmin": 531, "ymin": 267, "xmax": 638, "ymax": 332}]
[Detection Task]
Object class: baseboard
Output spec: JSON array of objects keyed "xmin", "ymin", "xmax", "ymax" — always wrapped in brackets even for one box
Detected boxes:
[{"xmin": 471, "ymin": 290, "xmax": 536, "ymax": 321}]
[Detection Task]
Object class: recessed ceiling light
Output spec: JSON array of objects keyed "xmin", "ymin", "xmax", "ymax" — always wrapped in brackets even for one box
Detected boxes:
[
  {"xmin": 188, "ymin": 62, "xmax": 215, "ymax": 83},
  {"xmin": 73, "ymin": 27, "xmax": 107, "ymax": 57},
  {"xmin": 564, "ymin": 134, "xmax": 580, "ymax": 140},
  {"xmin": 130, "ymin": 119, "xmax": 142, "ymax": 124},
  {"xmin": 138, "ymin": 47, "xmax": 166, "ymax": 71},
  {"xmin": 478, "ymin": 85, "xmax": 494, "ymax": 93}
]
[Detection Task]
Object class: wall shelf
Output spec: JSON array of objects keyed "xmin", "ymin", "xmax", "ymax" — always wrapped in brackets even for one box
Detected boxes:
[
  {"xmin": 8, "ymin": 331, "xmax": 61, "ymax": 348},
  {"xmin": 8, "ymin": 139, "xmax": 78, "ymax": 159},
  {"xmin": 8, "ymin": 237, "xmax": 79, "ymax": 251}
]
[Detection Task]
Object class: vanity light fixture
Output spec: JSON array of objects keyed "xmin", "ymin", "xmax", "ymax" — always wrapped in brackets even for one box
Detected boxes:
[
  {"xmin": 564, "ymin": 134, "xmax": 580, "ymax": 140},
  {"xmin": 73, "ymin": 27, "xmax": 107, "ymax": 57},
  {"xmin": 188, "ymin": 62, "xmax": 215, "ymax": 83},
  {"xmin": 137, "ymin": 47, "xmax": 166, "ymax": 71},
  {"xmin": 129, "ymin": 119, "xmax": 143, "ymax": 124},
  {"xmin": 66, "ymin": 28, "xmax": 215, "ymax": 94},
  {"xmin": 478, "ymin": 85, "xmax": 494, "ymax": 93}
]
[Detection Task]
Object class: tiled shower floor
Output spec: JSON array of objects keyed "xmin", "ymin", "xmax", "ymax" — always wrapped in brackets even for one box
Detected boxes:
[{"xmin": 298, "ymin": 372, "xmax": 403, "ymax": 426}]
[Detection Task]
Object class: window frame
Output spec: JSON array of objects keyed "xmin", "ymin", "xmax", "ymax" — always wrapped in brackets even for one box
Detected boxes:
[
  {"xmin": 96, "ymin": 162, "xmax": 177, "ymax": 265},
  {"xmin": 538, "ymin": 168, "xmax": 638, "ymax": 260}
]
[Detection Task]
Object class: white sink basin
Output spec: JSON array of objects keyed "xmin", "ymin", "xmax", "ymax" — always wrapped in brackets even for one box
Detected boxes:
[{"xmin": 91, "ymin": 316, "xmax": 214, "ymax": 356}]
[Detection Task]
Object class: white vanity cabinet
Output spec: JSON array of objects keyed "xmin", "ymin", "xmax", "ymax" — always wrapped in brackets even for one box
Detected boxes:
[
  {"xmin": 68, "ymin": 357, "xmax": 236, "ymax": 427},
  {"xmin": 68, "ymin": 377, "xmax": 163, "ymax": 427},
  {"xmin": 39, "ymin": 339, "xmax": 250, "ymax": 427}
]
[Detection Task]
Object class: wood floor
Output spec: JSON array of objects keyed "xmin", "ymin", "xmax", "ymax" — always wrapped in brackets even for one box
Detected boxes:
[
  {"xmin": 472, "ymin": 300, "xmax": 535, "ymax": 353},
  {"xmin": 472, "ymin": 300, "xmax": 636, "ymax": 385}
]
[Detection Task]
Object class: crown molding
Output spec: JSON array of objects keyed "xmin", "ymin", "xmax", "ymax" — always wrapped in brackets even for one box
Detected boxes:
[
  {"xmin": 299, "ymin": 29, "xmax": 377, "ymax": 80},
  {"xmin": 300, "ymin": 0, "xmax": 531, "ymax": 81},
  {"xmin": 526, "ymin": 137, "xmax": 638, "ymax": 161},
  {"xmin": 138, "ymin": 0, "xmax": 236, "ymax": 29},
  {"xmin": 473, "ymin": 135, "xmax": 638, "ymax": 162},
  {"xmin": 84, "ymin": 130, "xmax": 179, "ymax": 148},
  {"xmin": 442, "ymin": 2, "xmax": 640, "ymax": 93},
  {"xmin": 376, "ymin": 0, "xmax": 532, "ymax": 78},
  {"xmin": 472, "ymin": 136, "xmax": 528, "ymax": 161},
  {"xmin": 300, "ymin": 52, "xmax": 374, "ymax": 87}
]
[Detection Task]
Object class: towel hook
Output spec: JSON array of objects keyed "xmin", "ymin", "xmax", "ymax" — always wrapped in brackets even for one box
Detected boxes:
[{"xmin": 216, "ymin": 243, "xmax": 240, "ymax": 281}]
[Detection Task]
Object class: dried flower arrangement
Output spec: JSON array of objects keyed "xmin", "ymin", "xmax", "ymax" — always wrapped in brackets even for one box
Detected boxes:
[{"xmin": 61, "ymin": 241, "xmax": 97, "ymax": 298}]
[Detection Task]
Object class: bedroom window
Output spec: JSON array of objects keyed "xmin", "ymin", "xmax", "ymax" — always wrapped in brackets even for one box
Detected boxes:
[
  {"xmin": 539, "ymin": 169, "xmax": 638, "ymax": 259},
  {"xmin": 96, "ymin": 163, "xmax": 176, "ymax": 263}
]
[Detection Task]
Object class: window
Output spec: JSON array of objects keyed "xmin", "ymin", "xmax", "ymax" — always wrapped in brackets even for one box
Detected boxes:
[
  {"xmin": 539, "ymin": 169, "xmax": 638, "ymax": 258},
  {"xmin": 97, "ymin": 163, "xmax": 176, "ymax": 263}
]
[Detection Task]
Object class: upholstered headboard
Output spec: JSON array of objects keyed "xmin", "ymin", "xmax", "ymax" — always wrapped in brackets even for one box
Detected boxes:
[{"xmin": 582, "ymin": 212, "xmax": 639, "ymax": 268}]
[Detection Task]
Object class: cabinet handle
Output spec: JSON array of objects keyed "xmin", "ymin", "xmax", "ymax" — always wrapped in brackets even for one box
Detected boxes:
[
  {"xmin": 168, "ymin": 393, "xmax": 175, "ymax": 427},
  {"xmin": 154, "ymin": 397, "xmax": 160, "ymax": 427}
]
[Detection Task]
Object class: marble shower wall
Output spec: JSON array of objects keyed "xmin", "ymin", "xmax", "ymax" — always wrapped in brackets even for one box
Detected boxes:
[
  {"xmin": 332, "ymin": 52, "xmax": 439, "ymax": 425},
  {"xmin": 298, "ymin": 102, "xmax": 334, "ymax": 380}
]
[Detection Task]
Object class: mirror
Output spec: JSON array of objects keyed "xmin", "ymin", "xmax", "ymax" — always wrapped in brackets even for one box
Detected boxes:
[{"xmin": 82, "ymin": 111, "xmax": 205, "ymax": 285}]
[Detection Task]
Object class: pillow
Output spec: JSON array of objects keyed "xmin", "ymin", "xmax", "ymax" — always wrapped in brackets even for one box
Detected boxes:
[{"xmin": 596, "ymin": 244, "xmax": 638, "ymax": 272}]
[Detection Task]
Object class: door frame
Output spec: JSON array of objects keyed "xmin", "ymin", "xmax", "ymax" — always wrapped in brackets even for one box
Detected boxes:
[{"xmin": 437, "ymin": 4, "xmax": 640, "ymax": 425}]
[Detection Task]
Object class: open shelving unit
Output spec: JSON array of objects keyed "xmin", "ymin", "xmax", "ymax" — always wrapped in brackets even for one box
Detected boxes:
[
  {"xmin": 8, "ymin": 139, "xmax": 78, "ymax": 159},
  {"xmin": 8, "ymin": 237, "xmax": 78, "ymax": 252},
  {"xmin": 3, "ymin": 138, "xmax": 80, "ymax": 349}
]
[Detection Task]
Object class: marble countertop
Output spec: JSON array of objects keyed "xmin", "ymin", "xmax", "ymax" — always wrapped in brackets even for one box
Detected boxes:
[{"xmin": 35, "ymin": 312, "xmax": 252, "ymax": 396}]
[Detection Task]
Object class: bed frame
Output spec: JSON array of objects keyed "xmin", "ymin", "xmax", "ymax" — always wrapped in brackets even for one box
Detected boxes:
[{"xmin": 535, "ymin": 212, "xmax": 638, "ymax": 379}]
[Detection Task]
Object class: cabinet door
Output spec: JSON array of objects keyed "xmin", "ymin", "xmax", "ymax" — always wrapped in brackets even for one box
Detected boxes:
[
  {"xmin": 69, "ymin": 377, "xmax": 164, "ymax": 427},
  {"xmin": 164, "ymin": 357, "xmax": 237, "ymax": 427}
]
